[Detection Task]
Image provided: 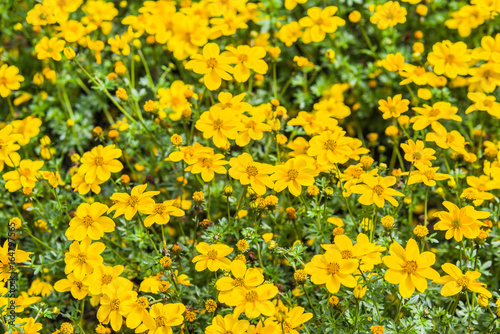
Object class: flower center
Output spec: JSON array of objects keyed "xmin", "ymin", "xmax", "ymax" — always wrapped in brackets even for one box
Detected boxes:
[
  {"xmin": 445, "ymin": 54, "xmax": 455, "ymax": 63},
  {"xmin": 423, "ymin": 170, "xmax": 435, "ymax": 180},
  {"xmin": 283, "ymin": 322, "xmax": 293, "ymax": 333},
  {"xmin": 137, "ymin": 296, "xmax": 149, "ymax": 308},
  {"xmin": 326, "ymin": 262, "xmax": 340, "ymax": 275},
  {"xmin": 234, "ymin": 277, "xmax": 245, "ymax": 287},
  {"xmin": 403, "ymin": 260, "xmax": 418, "ymax": 274},
  {"xmin": 202, "ymin": 158, "xmax": 213, "ymax": 167},
  {"xmin": 102, "ymin": 274, "xmax": 113, "ymax": 285},
  {"xmin": 82, "ymin": 215, "xmax": 93, "ymax": 227},
  {"xmin": 428, "ymin": 108, "xmax": 440, "ymax": 117},
  {"xmin": 73, "ymin": 281, "xmax": 83, "ymax": 289},
  {"xmin": 413, "ymin": 152, "xmax": 422, "ymax": 160},
  {"xmin": 288, "ymin": 168, "xmax": 299, "ymax": 180},
  {"xmin": 239, "ymin": 54, "xmax": 249, "ymax": 62},
  {"xmin": 457, "ymin": 276, "xmax": 470, "ymax": 288},
  {"xmin": 94, "ymin": 156, "xmax": 104, "ymax": 166},
  {"xmin": 324, "ymin": 139, "xmax": 337, "ymax": 151},
  {"xmin": 483, "ymin": 99, "xmax": 493, "ymax": 108},
  {"xmin": 127, "ymin": 195, "xmax": 139, "ymax": 207},
  {"xmin": 77, "ymin": 252, "xmax": 87, "ymax": 264},
  {"xmin": 18, "ymin": 168, "xmax": 31, "ymax": 177},
  {"xmin": 351, "ymin": 167, "xmax": 364, "ymax": 179},
  {"xmin": 153, "ymin": 204, "xmax": 166, "ymax": 215},
  {"xmin": 155, "ymin": 315, "xmax": 167, "ymax": 327},
  {"xmin": 110, "ymin": 298, "xmax": 120, "ymax": 311},
  {"xmin": 451, "ymin": 219, "xmax": 461, "ymax": 228},
  {"xmin": 373, "ymin": 185, "xmax": 384, "ymax": 195},
  {"xmin": 207, "ymin": 57, "xmax": 218, "ymax": 69},
  {"xmin": 245, "ymin": 290, "xmax": 258, "ymax": 302},
  {"xmin": 340, "ymin": 250, "xmax": 353, "ymax": 259},
  {"xmin": 246, "ymin": 165, "xmax": 259, "ymax": 177},
  {"xmin": 207, "ymin": 250, "xmax": 218, "ymax": 260},
  {"xmin": 213, "ymin": 119, "xmax": 223, "ymax": 130}
]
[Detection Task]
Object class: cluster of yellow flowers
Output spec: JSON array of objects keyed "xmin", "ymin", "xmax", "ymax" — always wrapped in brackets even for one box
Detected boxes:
[{"xmin": 1, "ymin": 0, "xmax": 500, "ymax": 333}]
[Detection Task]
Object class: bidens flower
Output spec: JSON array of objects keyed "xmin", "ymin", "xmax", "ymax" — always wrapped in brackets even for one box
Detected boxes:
[
  {"xmin": 108, "ymin": 184, "xmax": 159, "ymax": 220},
  {"xmin": 66, "ymin": 202, "xmax": 115, "ymax": 241},
  {"xmin": 185, "ymin": 43, "xmax": 236, "ymax": 91},
  {"xmin": 351, "ymin": 175, "xmax": 404, "ymax": 207},
  {"xmin": 433, "ymin": 201, "xmax": 490, "ymax": 241},
  {"xmin": 434, "ymin": 263, "xmax": 492, "ymax": 298},
  {"xmin": 0, "ymin": 64, "xmax": 24, "ymax": 98},
  {"xmin": 192, "ymin": 242, "xmax": 233, "ymax": 272},
  {"xmin": 271, "ymin": 158, "xmax": 318, "ymax": 197},
  {"xmin": 382, "ymin": 239, "xmax": 440, "ymax": 298},
  {"xmin": 78, "ymin": 145, "xmax": 123, "ymax": 184},
  {"xmin": 299, "ymin": 6, "xmax": 345, "ymax": 43}
]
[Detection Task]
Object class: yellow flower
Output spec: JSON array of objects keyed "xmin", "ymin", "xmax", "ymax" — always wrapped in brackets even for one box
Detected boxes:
[
  {"xmin": 322, "ymin": 234, "xmax": 386, "ymax": 272},
  {"xmin": 185, "ymin": 151, "xmax": 229, "ymax": 182},
  {"xmin": 54, "ymin": 273, "xmax": 89, "ymax": 300},
  {"xmin": 236, "ymin": 113, "xmax": 272, "ymax": 147},
  {"xmin": 425, "ymin": 124, "xmax": 470, "ymax": 158},
  {"xmin": 97, "ymin": 279, "xmax": 137, "ymax": 331},
  {"xmin": 400, "ymin": 139, "xmax": 436, "ymax": 166},
  {"xmin": 135, "ymin": 303, "xmax": 185, "ymax": 333},
  {"xmin": 28, "ymin": 278, "xmax": 54, "ymax": 297},
  {"xmin": 0, "ymin": 64, "xmax": 24, "ymax": 97},
  {"xmin": 434, "ymin": 263, "xmax": 492, "ymax": 298},
  {"xmin": 195, "ymin": 106, "xmax": 240, "ymax": 147},
  {"xmin": 71, "ymin": 173, "xmax": 105, "ymax": 195},
  {"xmin": 370, "ymin": 1, "xmax": 407, "ymax": 29},
  {"xmin": 445, "ymin": 5, "xmax": 490, "ymax": 37},
  {"xmin": 66, "ymin": 202, "xmax": 115, "ymax": 240},
  {"xmin": 269, "ymin": 303, "xmax": 313, "ymax": 332},
  {"xmin": 305, "ymin": 248, "xmax": 358, "ymax": 293},
  {"xmin": 35, "ymin": 36, "xmax": 66, "ymax": 61},
  {"xmin": 382, "ymin": 239, "xmax": 440, "ymax": 298},
  {"xmin": 64, "ymin": 237, "xmax": 105, "ymax": 280},
  {"xmin": 11, "ymin": 116, "xmax": 42, "ymax": 146},
  {"xmin": 428, "ymin": 40, "xmax": 471, "ymax": 78},
  {"xmin": 0, "ymin": 124, "xmax": 22, "ymax": 172},
  {"xmin": 108, "ymin": 33, "xmax": 131, "ymax": 55},
  {"xmin": 108, "ymin": 184, "xmax": 159, "ymax": 220},
  {"xmin": 405, "ymin": 165, "xmax": 450, "ymax": 187},
  {"xmin": 381, "ymin": 52, "xmax": 405, "ymax": 72},
  {"xmin": 232, "ymin": 283, "xmax": 279, "ymax": 318},
  {"xmin": 224, "ymin": 45, "xmax": 268, "ymax": 82},
  {"xmin": 433, "ymin": 201, "xmax": 490, "ymax": 241},
  {"xmin": 192, "ymin": 242, "xmax": 233, "ymax": 272},
  {"xmin": 3, "ymin": 159, "xmax": 44, "ymax": 192},
  {"xmin": 307, "ymin": 129, "xmax": 354, "ymax": 164},
  {"xmin": 215, "ymin": 92, "xmax": 252, "ymax": 114},
  {"xmin": 12, "ymin": 317, "xmax": 43, "ymax": 334},
  {"xmin": 271, "ymin": 158, "xmax": 318, "ymax": 197},
  {"xmin": 279, "ymin": 22, "xmax": 303, "ymax": 47},
  {"xmin": 0, "ymin": 241, "xmax": 32, "ymax": 281},
  {"xmin": 78, "ymin": 145, "xmax": 123, "ymax": 184},
  {"xmin": 299, "ymin": 6, "xmax": 345, "ymax": 44},
  {"xmin": 167, "ymin": 12, "xmax": 209, "ymax": 60},
  {"xmin": 284, "ymin": 0, "xmax": 307, "ymax": 10},
  {"xmin": 185, "ymin": 43, "xmax": 235, "ymax": 91},
  {"xmin": 216, "ymin": 260, "xmax": 264, "ymax": 305},
  {"xmin": 143, "ymin": 200, "xmax": 185, "ymax": 227},
  {"xmin": 247, "ymin": 319, "xmax": 279, "ymax": 334},
  {"xmin": 351, "ymin": 174, "xmax": 404, "ymax": 207},
  {"xmin": 166, "ymin": 142, "xmax": 212, "ymax": 165},
  {"xmin": 469, "ymin": 63, "xmax": 500, "ymax": 93},
  {"xmin": 229, "ymin": 153, "xmax": 275, "ymax": 195},
  {"xmin": 84, "ymin": 264, "xmax": 126, "ymax": 296},
  {"xmin": 466, "ymin": 92, "xmax": 500, "ymax": 118},
  {"xmin": 411, "ymin": 102, "xmax": 461, "ymax": 131},
  {"xmin": 378, "ymin": 95, "xmax": 410, "ymax": 119},
  {"xmin": 206, "ymin": 314, "xmax": 249, "ymax": 334}
]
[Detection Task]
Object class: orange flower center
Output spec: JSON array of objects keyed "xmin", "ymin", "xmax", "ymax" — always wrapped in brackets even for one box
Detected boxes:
[
  {"xmin": 283, "ymin": 322, "xmax": 293, "ymax": 333},
  {"xmin": 245, "ymin": 290, "xmax": 258, "ymax": 302},
  {"xmin": 207, "ymin": 250, "xmax": 218, "ymax": 260},
  {"xmin": 18, "ymin": 168, "xmax": 32, "ymax": 177},
  {"xmin": 234, "ymin": 277, "xmax": 245, "ymax": 287},
  {"xmin": 246, "ymin": 165, "xmax": 259, "ymax": 176},
  {"xmin": 324, "ymin": 139, "xmax": 337, "ymax": 151},
  {"xmin": 351, "ymin": 167, "xmax": 364, "ymax": 179},
  {"xmin": 445, "ymin": 54, "xmax": 455, "ymax": 63},
  {"xmin": 127, "ymin": 195, "xmax": 139, "ymax": 207},
  {"xmin": 326, "ymin": 262, "xmax": 340, "ymax": 275},
  {"xmin": 288, "ymin": 168, "xmax": 299, "ymax": 180},
  {"xmin": 82, "ymin": 215, "xmax": 94, "ymax": 227},
  {"xmin": 102, "ymin": 274, "xmax": 113, "ymax": 284},
  {"xmin": 340, "ymin": 250, "xmax": 353, "ymax": 259},
  {"xmin": 207, "ymin": 57, "xmax": 218, "ymax": 69},
  {"xmin": 463, "ymin": 189, "xmax": 477, "ymax": 201},
  {"xmin": 110, "ymin": 298, "xmax": 120, "ymax": 311},
  {"xmin": 153, "ymin": 203, "xmax": 166, "ymax": 215},
  {"xmin": 239, "ymin": 54, "xmax": 249, "ymax": 62},
  {"xmin": 94, "ymin": 156, "xmax": 104, "ymax": 166},
  {"xmin": 77, "ymin": 252, "xmax": 87, "ymax": 264},
  {"xmin": 373, "ymin": 185, "xmax": 384, "ymax": 195},
  {"xmin": 403, "ymin": 260, "xmax": 418, "ymax": 274}
]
